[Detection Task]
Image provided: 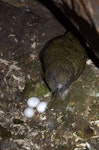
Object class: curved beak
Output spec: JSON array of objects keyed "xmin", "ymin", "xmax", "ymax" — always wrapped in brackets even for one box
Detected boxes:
[{"xmin": 52, "ymin": 84, "xmax": 62, "ymax": 98}]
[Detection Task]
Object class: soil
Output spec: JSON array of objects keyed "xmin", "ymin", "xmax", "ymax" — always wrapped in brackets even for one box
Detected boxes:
[{"xmin": 0, "ymin": 1, "xmax": 99, "ymax": 150}]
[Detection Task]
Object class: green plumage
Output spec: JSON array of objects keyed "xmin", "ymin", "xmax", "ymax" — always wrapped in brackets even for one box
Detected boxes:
[{"xmin": 41, "ymin": 32, "xmax": 87, "ymax": 98}]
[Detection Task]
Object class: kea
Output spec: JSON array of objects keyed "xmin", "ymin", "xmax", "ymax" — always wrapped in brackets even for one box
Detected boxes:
[{"xmin": 40, "ymin": 31, "xmax": 87, "ymax": 99}]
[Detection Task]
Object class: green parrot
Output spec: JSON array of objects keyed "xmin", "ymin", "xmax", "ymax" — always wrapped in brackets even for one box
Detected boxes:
[{"xmin": 40, "ymin": 31, "xmax": 87, "ymax": 99}]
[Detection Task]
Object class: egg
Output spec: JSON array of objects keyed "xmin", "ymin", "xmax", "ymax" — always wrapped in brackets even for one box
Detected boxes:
[
  {"xmin": 27, "ymin": 97, "xmax": 40, "ymax": 108},
  {"xmin": 36, "ymin": 101, "xmax": 47, "ymax": 113},
  {"xmin": 24, "ymin": 107, "xmax": 35, "ymax": 118}
]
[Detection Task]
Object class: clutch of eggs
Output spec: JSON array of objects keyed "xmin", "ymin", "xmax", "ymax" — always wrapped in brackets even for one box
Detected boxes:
[{"xmin": 24, "ymin": 97, "xmax": 48, "ymax": 118}]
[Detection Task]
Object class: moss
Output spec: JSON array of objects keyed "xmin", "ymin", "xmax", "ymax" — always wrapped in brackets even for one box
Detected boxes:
[
  {"xmin": 22, "ymin": 81, "xmax": 50, "ymax": 99},
  {"xmin": 33, "ymin": 82, "xmax": 50, "ymax": 97}
]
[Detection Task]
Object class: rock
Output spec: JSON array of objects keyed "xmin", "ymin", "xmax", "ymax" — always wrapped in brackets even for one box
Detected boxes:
[
  {"xmin": 1, "ymin": 0, "xmax": 99, "ymax": 59},
  {"xmin": 40, "ymin": 32, "xmax": 87, "ymax": 99},
  {"xmin": 41, "ymin": 0, "xmax": 99, "ymax": 59}
]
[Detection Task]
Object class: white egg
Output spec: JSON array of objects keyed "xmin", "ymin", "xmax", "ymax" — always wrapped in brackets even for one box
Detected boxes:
[
  {"xmin": 24, "ymin": 107, "xmax": 35, "ymax": 118},
  {"xmin": 27, "ymin": 97, "xmax": 40, "ymax": 108},
  {"xmin": 36, "ymin": 101, "xmax": 47, "ymax": 113}
]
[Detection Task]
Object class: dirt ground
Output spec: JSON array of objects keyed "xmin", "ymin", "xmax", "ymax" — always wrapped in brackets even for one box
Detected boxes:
[{"xmin": 0, "ymin": 1, "xmax": 99, "ymax": 150}]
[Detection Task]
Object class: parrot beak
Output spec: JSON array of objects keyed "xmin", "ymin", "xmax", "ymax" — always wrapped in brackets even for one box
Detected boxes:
[
  {"xmin": 52, "ymin": 84, "xmax": 63, "ymax": 98},
  {"xmin": 52, "ymin": 84, "xmax": 69, "ymax": 101}
]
